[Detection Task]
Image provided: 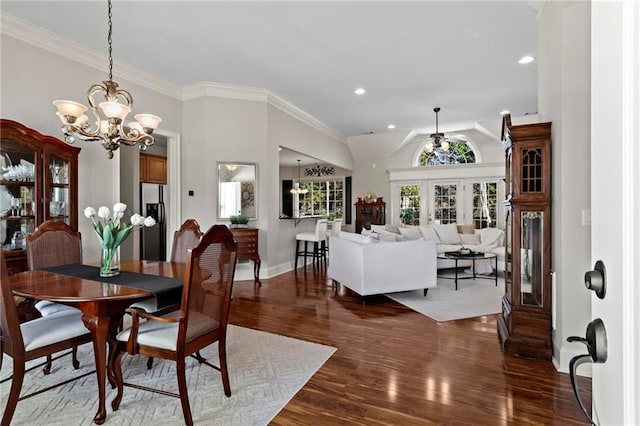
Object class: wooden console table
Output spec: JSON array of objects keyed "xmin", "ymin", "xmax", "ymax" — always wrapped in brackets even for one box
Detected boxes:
[{"xmin": 230, "ymin": 227, "xmax": 262, "ymax": 285}]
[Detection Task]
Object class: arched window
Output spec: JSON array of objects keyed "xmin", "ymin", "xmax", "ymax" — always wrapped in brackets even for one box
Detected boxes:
[{"xmin": 417, "ymin": 141, "xmax": 476, "ymax": 166}]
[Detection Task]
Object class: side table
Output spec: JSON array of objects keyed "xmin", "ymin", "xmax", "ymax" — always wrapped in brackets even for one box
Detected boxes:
[{"xmin": 230, "ymin": 227, "xmax": 262, "ymax": 285}]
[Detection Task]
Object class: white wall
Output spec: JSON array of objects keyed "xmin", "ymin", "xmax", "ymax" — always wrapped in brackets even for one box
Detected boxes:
[
  {"xmin": 266, "ymin": 105, "xmax": 353, "ymax": 275},
  {"xmin": 537, "ymin": 1, "xmax": 592, "ymax": 373},
  {"xmin": 0, "ymin": 35, "xmax": 182, "ymax": 263}
]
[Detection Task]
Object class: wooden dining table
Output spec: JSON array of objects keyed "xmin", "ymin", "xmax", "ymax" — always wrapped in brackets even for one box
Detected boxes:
[{"xmin": 9, "ymin": 260, "xmax": 185, "ymax": 425}]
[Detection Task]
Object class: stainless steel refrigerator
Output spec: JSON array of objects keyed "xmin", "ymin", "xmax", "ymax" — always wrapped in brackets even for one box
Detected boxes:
[{"xmin": 140, "ymin": 182, "xmax": 167, "ymax": 261}]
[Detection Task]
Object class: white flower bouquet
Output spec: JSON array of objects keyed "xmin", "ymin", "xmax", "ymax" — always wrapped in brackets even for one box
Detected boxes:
[{"xmin": 84, "ymin": 202, "xmax": 156, "ymax": 276}]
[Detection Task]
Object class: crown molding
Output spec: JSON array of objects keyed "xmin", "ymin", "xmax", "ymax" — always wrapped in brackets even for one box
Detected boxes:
[
  {"xmin": 267, "ymin": 92, "xmax": 345, "ymax": 143},
  {"xmin": 182, "ymin": 82, "xmax": 344, "ymax": 143},
  {"xmin": 1, "ymin": 12, "xmax": 183, "ymax": 100},
  {"xmin": 2, "ymin": 12, "xmax": 345, "ymax": 143},
  {"xmin": 181, "ymin": 81, "xmax": 270, "ymax": 102}
]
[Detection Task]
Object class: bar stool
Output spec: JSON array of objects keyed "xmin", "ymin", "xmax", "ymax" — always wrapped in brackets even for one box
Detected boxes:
[
  {"xmin": 325, "ymin": 219, "xmax": 342, "ymax": 255},
  {"xmin": 295, "ymin": 219, "xmax": 328, "ymax": 270}
]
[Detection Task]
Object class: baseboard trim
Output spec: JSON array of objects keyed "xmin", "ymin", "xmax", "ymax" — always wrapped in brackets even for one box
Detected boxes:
[{"xmin": 554, "ymin": 341, "xmax": 592, "ymax": 378}]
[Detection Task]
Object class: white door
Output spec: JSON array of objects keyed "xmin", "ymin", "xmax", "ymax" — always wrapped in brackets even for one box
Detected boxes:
[{"xmin": 589, "ymin": 1, "xmax": 639, "ymax": 424}]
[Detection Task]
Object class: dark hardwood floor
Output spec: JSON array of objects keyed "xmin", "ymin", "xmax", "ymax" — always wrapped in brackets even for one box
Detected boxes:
[{"xmin": 229, "ymin": 265, "xmax": 591, "ymax": 425}]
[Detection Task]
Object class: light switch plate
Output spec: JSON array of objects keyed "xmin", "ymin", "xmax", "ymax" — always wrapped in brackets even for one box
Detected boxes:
[{"xmin": 582, "ymin": 209, "xmax": 591, "ymax": 226}]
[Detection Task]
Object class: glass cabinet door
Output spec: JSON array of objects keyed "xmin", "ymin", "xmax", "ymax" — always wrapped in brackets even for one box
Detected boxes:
[
  {"xmin": 47, "ymin": 154, "xmax": 71, "ymax": 225},
  {"xmin": 520, "ymin": 211, "xmax": 544, "ymax": 307},
  {"xmin": 0, "ymin": 140, "xmax": 38, "ymax": 249}
]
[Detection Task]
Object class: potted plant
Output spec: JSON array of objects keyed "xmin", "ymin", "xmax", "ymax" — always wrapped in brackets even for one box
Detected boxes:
[
  {"xmin": 400, "ymin": 208, "xmax": 416, "ymax": 225},
  {"xmin": 229, "ymin": 214, "xmax": 249, "ymax": 228}
]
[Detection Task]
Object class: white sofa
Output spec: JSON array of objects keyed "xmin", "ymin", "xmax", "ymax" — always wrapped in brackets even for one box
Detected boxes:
[
  {"xmin": 327, "ymin": 232, "xmax": 437, "ymax": 297},
  {"xmin": 367, "ymin": 223, "xmax": 505, "ymax": 272}
]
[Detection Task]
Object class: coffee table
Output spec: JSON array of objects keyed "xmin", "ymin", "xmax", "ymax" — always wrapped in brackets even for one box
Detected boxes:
[{"xmin": 437, "ymin": 251, "xmax": 498, "ymax": 290}]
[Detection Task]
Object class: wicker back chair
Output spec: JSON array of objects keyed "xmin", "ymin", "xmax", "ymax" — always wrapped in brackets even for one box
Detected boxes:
[
  {"xmin": 26, "ymin": 220, "xmax": 82, "ymax": 271},
  {"xmin": 111, "ymin": 224, "xmax": 238, "ymax": 426},
  {"xmin": 25, "ymin": 219, "xmax": 83, "ymax": 372},
  {"xmin": 170, "ymin": 219, "xmax": 203, "ymax": 263},
  {"xmin": 0, "ymin": 251, "xmax": 92, "ymax": 425}
]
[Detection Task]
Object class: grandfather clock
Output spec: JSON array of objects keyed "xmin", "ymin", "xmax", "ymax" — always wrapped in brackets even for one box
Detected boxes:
[{"xmin": 497, "ymin": 114, "xmax": 553, "ymax": 359}]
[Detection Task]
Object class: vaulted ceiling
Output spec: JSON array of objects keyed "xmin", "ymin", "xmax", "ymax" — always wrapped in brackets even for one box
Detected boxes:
[{"xmin": 1, "ymin": 0, "xmax": 538, "ymax": 146}]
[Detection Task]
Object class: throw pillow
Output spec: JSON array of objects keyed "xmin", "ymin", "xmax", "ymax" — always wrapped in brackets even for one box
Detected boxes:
[
  {"xmin": 361, "ymin": 228, "xmax": 379, "ymax": 239},
  {"xmin": 384, "ymin": 224, "xmax": 401, "ymax": 234},
  {"xmin": 371, "ymin": 224, "xmax": 386, "ymax": 234},
  {"xmin": 459, "ymin": 233, "xmax": 481, "ymax": 246},
  {"xmin": 432, "ymin": 223, "xmax": 460, "ymax": 244},
  {"xmin": 457, "ymin": 224, "xmax": 476, "ymax": 234},
  {"xmin": 419, "ymin": 226, "xmax": 440, "ymax": 243},
  {"xmin": 398, "ymin": 226, "xmax": 423, "ymax": 241},
  {"xmin": 378, "ymin": 232, "xmax": 400, "ymax": 242},
  {"xmin": 338, "ymin": 231, "xmax": 376, "ymax": 244},
  {"xmin": 479, "ymin": 228, "xmax": 505, "ymax": 246}
]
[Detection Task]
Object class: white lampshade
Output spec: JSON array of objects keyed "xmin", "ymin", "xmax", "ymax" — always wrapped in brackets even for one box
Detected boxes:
[
  {"xmin": 99, "ymin": 101, "xmax": 131, "ymax": 121},
  {"xmin": 426, "ymin": 142, "xmax": 434, "ymax": 153},
  {"xmin": 53, "ymin": 100, "xmax": 88, "ymax": 119},
  {"xmin": 128, "ymin": 122, "xmax": 144, "ymax": 133},
  {"xmin": 440, "ymin": 140, "xmax": 450, "ymax": 151},
  {"xmin": 135, "ymin": 113, "xmax": 162, "ymax": 131}
]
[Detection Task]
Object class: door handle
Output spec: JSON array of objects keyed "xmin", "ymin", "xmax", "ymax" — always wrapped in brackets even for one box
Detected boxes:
[
  {"xmin": 567, "ymin": 318, "xmax": 608, "ymax": 425},
  {"xmin": 584, "ymin": 260, "xmax": 606, "ymax": 299}
]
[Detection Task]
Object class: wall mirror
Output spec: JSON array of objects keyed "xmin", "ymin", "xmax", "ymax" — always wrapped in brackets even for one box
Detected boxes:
[{"xmin": 217, "ymin": 162, "xmax": 258, "ymax": 220}]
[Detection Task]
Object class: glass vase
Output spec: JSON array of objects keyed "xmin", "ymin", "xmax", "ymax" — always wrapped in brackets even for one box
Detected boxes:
[{"xmin": 100, "ymin": 246, "xmax": 120, "ymax": 277}]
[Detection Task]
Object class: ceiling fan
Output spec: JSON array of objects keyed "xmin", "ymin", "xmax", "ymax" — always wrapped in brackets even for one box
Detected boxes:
[{"xmin": 425, "ymin": 107, "xmax": 458, "ymax": 153}]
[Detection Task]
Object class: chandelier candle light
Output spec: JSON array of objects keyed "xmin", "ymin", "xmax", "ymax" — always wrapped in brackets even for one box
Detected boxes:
[
  {"xmin": 290, "ymin": 160, "xmax": 309, "ymax": 195},
  {"xmin": 85, "ymin": 203, "xmax": 155, "ymax": 277},
  {"xmin": 53, "ymin": 0, "xmax": 161, "ymax": 159}
]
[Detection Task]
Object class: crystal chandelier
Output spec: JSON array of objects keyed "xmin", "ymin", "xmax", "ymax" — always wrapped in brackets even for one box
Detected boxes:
[
  {"xmin": 53, "ymin": 0, "xmax": 161, "ymax": 159},
  {"xmin": 290, "ymin": 160, "xmax": 309, "ymax": 195},
  {"xmin": 425, "ymin": 107, "xmax": 450, "ymax": 153}
]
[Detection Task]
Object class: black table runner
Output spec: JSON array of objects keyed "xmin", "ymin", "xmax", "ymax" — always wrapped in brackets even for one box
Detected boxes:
[{"xmin": 42, "ymin": 264, "xmax": 183, "ymax": 309}]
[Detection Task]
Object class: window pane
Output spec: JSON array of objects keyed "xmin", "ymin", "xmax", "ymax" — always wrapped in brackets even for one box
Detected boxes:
[
  {"xmin": 297, "ymin": 178, "xmax": 344, "ymax": 218},
  {"xmin": 433, "ymin": 184, "xmax": 457, "ymax": 224},
  {"xmin": 400, "ymin": 184, "xmax": 420, "ymax": 225},
  {"xmin": 472, "ymin": 182, "xmax": 498, "ymax": 228}
]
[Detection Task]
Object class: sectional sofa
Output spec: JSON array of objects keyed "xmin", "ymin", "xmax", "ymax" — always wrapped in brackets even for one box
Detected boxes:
[
  {"xmin": 366, "ymin": 223, "xmax": 505, "ymax": 272},
  {"xmin": 327, "ymin": 232, "xmax": 437, "ymax": 297}
]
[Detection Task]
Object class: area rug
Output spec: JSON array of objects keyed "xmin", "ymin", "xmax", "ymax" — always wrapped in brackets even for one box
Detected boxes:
[
  {"xmin": 0, "ymin": 325, "xmax": 336, "ymax": 425},
  {"xmin": 386, "ymin": 275, "xmax": 504, "ymax": 322}
]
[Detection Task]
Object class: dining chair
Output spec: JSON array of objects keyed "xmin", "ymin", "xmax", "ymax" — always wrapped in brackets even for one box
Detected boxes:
[
  {"xmin": 111, "ymin": 224, "xmax": 238, "ymax": 426},
  {"xmin": 130, "ymin": 219, "xmax": 203, "ymax": 369},
  {"xmin": 131, "ymin": 219, "xmax": 203, "ymax": 314},
  {"xmin": 294, "ymin": 218, "xmax": 328, "ymax": 271},
  {"xmin": 0, "ymin": 251, "xmax": 93, "ymax": 426},
  {"xmin": 25, "ymin": 219, "xmax": 83, "ymax": 373}
]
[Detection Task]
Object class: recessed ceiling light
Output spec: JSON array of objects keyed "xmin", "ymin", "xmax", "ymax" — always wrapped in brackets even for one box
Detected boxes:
[
  {"xmin": 500, "ymin": 110, "xmax": 510, "ymax": 115},
  {"xmin": 387, "ymin": 124, "xmax": 396, "ymax": 129},
  {"xmin": 518, "ymin": 55, "xmax": 535, "ymax": 64},
  {"xmin": 354, "ymin": 88, "xmax": 366, "ymax": 95}
]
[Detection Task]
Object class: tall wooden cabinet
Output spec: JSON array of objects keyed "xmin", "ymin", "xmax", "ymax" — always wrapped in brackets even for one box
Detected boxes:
[
  {"xmin": 355, "ymin": 197, "xmax": 385, "ymax": 233},
  {"xmin": 0, "ymin": 119, "xmax": 80, "ymax": 274},
  {"xmin": 497, "ymin": 114, "xmax": 552, "ymax": 359}
]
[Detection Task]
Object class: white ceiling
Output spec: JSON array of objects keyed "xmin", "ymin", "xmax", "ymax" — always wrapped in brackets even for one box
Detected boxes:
[{"xmin": 1, "ymin": 1, "xmax": 538, "ymax": 157}]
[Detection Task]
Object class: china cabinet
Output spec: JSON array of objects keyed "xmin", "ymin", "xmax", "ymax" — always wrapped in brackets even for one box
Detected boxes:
[
  {"xmin": 355, "ymin": 197, "xmax": 385, "ymax": 233},
  {"xmin": 0, "ymin": 119, "xmax": 80, "ymax": 274},
  {"xmin": 497, "ymin": 114, "xmax": 552, "ymax": 359}
]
